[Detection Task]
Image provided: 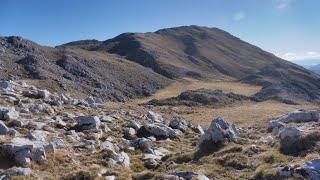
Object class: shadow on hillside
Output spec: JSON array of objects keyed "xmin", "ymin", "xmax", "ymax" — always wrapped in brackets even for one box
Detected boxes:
[{"xmin": 193, "ymin": 141, "xmax": 224, "ymax": 161}]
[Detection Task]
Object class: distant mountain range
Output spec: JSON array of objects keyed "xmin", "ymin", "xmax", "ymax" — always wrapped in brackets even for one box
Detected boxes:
[
  {"xmin": 310, "ymin": 64, "xmax": 320, "ymax": 74},
  {"xmin": 1, "ymin": 25, "xmax": 320, "ymax": 104},
  {"xmin": 291, "ymin": 59, "xmax": 320, "ymax": 74}
]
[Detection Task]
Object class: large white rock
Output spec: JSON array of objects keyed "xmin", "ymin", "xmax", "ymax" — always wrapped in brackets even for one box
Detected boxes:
[
  {"xmin": 76, "ymin": 116, "xmax": 101, "ymax": 130},
  {"xmin": 0, "ymin": 107, "xmax": 19, "ymax": 120},
  {"xmin": 197, "ymin": 116, "xmax": 238, "ymax": 146},
  {"xmin": 275, "ymin": 109, "xmax": 319, "ymax": 124},
  {"xmin": 143, "ymin": 123, "xmax": 182, "ymax": 138}
]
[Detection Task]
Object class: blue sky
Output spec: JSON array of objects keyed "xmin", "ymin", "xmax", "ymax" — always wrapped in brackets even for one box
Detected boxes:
[{"xmin": 0, "ymin": 0, "xmax": 319, "ymax": 61}]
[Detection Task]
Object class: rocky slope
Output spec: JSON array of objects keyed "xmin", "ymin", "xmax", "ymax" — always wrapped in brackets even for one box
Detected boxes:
[
  {"xmin": 61, "ymin": 26, "xmax": 320, "ymax": 104},
  {"xmin": 0, "ymin": 36, "xmax": 171, "ymax": 102},
  {"xmin": 0, "ymin": 81, "xmax": 320, "ymax": 179}
]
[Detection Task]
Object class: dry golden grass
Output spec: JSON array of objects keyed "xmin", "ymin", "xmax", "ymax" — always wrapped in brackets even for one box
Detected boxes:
[
  {"xmin": 154, "ymin": 100, "xmax": 320, "ymax": 127},
  {"xmin": 127, "ymin": 78, "xmax": 320, "ymax": 127},
  {"xmin": 132, "ymin": 78, "xmax": 262, "ymax": 104}
]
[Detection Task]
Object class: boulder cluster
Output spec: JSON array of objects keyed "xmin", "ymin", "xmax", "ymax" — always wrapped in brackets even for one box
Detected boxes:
[{"xmin": 0, "ymin": 80, "xmax": 208, "ymax": 179}]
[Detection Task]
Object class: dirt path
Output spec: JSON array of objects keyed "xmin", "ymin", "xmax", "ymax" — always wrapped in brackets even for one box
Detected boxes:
[{"xmin": 132, "ymin": 78, "xmax": 262, "ymax": 104}]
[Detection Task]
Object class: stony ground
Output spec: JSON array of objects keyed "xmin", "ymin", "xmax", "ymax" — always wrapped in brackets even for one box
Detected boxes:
[{"xmin": 0, "ymin": 80, "xmax": 320, "ymax": 180}]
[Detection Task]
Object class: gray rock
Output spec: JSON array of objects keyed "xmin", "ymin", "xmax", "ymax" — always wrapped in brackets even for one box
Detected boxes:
[
  {"xmin": 276, "ymin": 109, "xmax": 319, "ymax": 123},
  {"xmin": 76, "ymin": 116, "xmax": 101, "ymax": 130},
  {"xmin": 133, "ymin": 138, "xmax": 152, "ymax": 152},
  {"xmin": 29, "ymin": 103, "xmax": 54, "ymax": 114},
  {"xmin": 127, "ymin": 120, "xmax": 141, "ymax": 130},
  {"xmin": 37, "ymin": 89, "xmax": 50, "ymax": 99},
  {"xmin": 99, "ymin": 115, "xmax": 115, "ymax": 123},
  {"xmin": 85, "ymin": 96, "xmax": 103, "ymax": 104},
  {"xmin": 297, "ymin": 158, "xmax": 320, "ymax": 179},
  {"xmin": 0, "ymin": 120, "xmax": 10, "ymax": 135},
  {"xmin": 268, "ymin": 120, "xmax": 285, "ymax": 129},
  {"xmin": 192, "ymin": 124, "xmax": 205, "ymax": 134},
  {"xmin": 1, "ymin": 137, "xmax": 52, "ymax": 165},
  {"xmin": 147, "ymin": 111, "xmax": 164, "ymax": 123},
  {"xmin": 170, "ymin": 172, "xmax": 210, "ymax": 180},
  {"xmin": 144, "ymin": 158, "xmax": 158, "ymax": 169},
  {"xmin": 279, "ymin": 126, "xmax": 310, "ymax": 154},
  {"xmin": 143, "ymin": 123, "xmax": 182, "ymax": 138},
  {"xmin": 278, "ymin": 166, "xmax": 294, "ymax": 177},
  {"xmin": 169, "ymin": 117, "xmax": 188, "ymax": 132},
  {"xmin": 0, "ymin": 81, "xmax": 11, "ymax": 89},
  {"xmin": 115, "ymin": 151, "xmax": 130, "ymax": 167},
  {"xmin": 0, "ymin": 107, "xmax": 19, "ymax": 120},
  {"xmin": 123, "ymin": 128, "xmax": 136, "ymax": 140},
  {"xmin": 7, "ymin": 167, "xmax": 32, "ymax": 177},
  {"xmin": 197, "ymin": 116, "xmax": 238, "ymax": 147},
  {"xmin": 27, "ymin": 130, "xmax": 48, "ymax": 141},
  {"xmin": 105, "ymin": 176, "xmax": 116, "ymax": 180}
]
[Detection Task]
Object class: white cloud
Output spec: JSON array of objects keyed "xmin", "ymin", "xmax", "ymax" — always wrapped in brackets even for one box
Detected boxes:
[
  {"xmin": 233, "ymin": 11, "xmax": 246, "ymax": 21},
  {"xmin": 276, "ymin": 0, "xmax": 291, "ymax": 9},
  {"xmin": 307, "ymin": 51, "xmax": 319, "ymax": 56},
  {"xmin": 279, "ymin": 51, "xmax": 320, "ymax": 61}
]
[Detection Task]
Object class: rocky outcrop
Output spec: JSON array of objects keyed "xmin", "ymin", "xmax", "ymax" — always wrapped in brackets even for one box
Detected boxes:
[{"xmin": 197, "ymin": 116, "xmax": 238, "ymax": 147}]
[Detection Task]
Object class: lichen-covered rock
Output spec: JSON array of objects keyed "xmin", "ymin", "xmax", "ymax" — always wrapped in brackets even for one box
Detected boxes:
[{"xmin": 197, "ymin": 116, "xmax": 238, "ymax": 147}]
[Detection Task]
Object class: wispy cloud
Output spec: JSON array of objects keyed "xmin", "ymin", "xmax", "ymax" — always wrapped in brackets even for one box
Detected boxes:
[
  {"xmin": 279, "ymin": 51, "xmax": 320, "ymax": 60},
  {"xmin": 276, "ymin": 0, "xmax": 291, "ymax": 9},
  {"xmin": 233, "ymin": 11, "xmax": 246, "ymax": 21}
]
